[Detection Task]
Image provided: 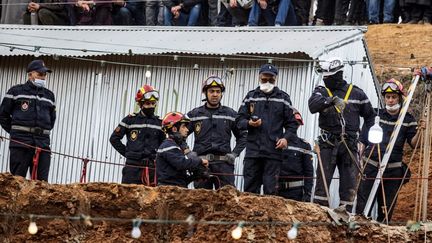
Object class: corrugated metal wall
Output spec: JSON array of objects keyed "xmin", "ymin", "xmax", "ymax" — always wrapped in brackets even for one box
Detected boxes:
[{"xmin": 0, "ymin": 51, "xmax": 377, "ymax": 199}]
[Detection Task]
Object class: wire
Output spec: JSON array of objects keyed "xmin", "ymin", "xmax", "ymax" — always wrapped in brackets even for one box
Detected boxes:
[
  {"xmin": 0, "ymin": 212, "xmax": 411, "ymax": 227},
  {"xmin": 0, "ymin": 135, "xmax": 429, "ymax": 182}
]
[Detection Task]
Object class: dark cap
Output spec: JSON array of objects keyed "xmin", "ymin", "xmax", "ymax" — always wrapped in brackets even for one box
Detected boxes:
[
  {"xmin": 27, "ymin": 60, "xmax": 52, "ymax": 73},
  {"xmin": 259, "ymin": 64, "xmax": 278, "ymax": 76}
]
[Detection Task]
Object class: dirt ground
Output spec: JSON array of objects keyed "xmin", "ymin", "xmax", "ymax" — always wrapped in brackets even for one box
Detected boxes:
[
  {"xmin": 0, "ymin": 173, "xmax": 428, "ymax": 242},
  {"xmin": 365, "ymin": 24, "xmax": 432, "ymax": 222}
]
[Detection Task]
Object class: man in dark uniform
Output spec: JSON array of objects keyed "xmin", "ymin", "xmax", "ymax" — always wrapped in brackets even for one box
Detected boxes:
[
  {"xmin": 308, "ymin": 57, "xmax": 375, "ymax": 210},
  {"xmin": 187, "ymin": 76, "xmax": 247, "ymax": 189},
  {"xmin": 237, "ymin": 63, "xmax": 298, "ymax": 195},
  {"xmin": 110, "ymin": 85, "xmax": 165, "ymax": 185},
  {"xmin": 278, "ymin": 109, "xmax": 314, "ymax": 202},
  {"xmin": 156, "ymin": 112, "xmax": 209, "ymax": 187},
  {"xmin": 0, "ymin": 59, "xmax": 56, "ymax": 181},
  {"xmin": 356, "ymin": 79, "xmax": 424, "ymax": 222}
]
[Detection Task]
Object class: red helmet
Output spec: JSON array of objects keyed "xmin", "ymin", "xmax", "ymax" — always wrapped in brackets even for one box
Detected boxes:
[
  {"xmin": 382, "ymin": 78, "xmax": 406, "ymax": 96},
  {"xmin": 135, "ymin": 85, "xmax": 159, "ymax": 102},
  {"xmin": 202, "ymin": 76, "xmax": 225, "ymax": 93},
  {"xmin": 292, "ymin": 108, "xmax": 304, "ymax": 126},
  {"xmin": 162, "ymin": 112, "xmax": 190, "ymax": 132}
]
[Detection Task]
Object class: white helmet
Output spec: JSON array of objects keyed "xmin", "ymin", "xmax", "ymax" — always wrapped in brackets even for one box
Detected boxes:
[{"xmin": 316, "ymin": 57, "xmax": 345, "ymax": 76}]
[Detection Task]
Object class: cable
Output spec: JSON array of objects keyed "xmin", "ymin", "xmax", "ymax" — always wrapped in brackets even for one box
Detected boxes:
[
  {"xmin": 0, "ymin": 135, "xmax": 429, "ymax": 182},
  {"xmin": 0, "ymin": 212, "xmax": 411, "ymax": 227}
]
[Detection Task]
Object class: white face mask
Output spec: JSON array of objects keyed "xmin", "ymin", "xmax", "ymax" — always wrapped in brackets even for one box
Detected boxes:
[
  {"xmin": 386, "ymin": 103, "xmax": 400, "ymax": 112},
  {"xmin": 34, "ymin": 79, "xmax": 46, "ymax": 88},
  {"xmin": 259, "ymin": 82, "xmax": 275, "ymax": 93}
]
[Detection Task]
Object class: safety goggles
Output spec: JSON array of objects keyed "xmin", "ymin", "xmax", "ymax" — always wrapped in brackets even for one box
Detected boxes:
[
  {"xmin": 382, "ymin": 82, "xmax": 402, "ymax": 93},
  {"xmin": 143, "ymin": 90, "xmax": 159, "ymax": 101},
  {"xmin": 204, "ymin": 77, "xmax": 224, "ymax": 87}
]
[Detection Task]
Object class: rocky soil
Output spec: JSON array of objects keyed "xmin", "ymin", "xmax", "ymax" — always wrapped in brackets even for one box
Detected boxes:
[{"xmin": 0, "ymin": 173, "xmax": 428, "ymax": 242}]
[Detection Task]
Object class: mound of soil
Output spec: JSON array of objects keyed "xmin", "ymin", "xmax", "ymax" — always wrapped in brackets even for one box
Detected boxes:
[{"xmin": 0, "ymin": 173, "xmax": 427, "ymax": 242}]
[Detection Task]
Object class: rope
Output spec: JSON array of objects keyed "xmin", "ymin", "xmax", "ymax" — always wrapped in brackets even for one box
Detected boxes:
[
  {"xmin": 0, "ymin": 212, "xmax": 413, "ymax": 227},
  {"xmin": 31, "ymin": 147, "xmax": 42, "ymax": 180},
  {"xmin": 0, "ymin": 135, "xmax": 430, "ymax": 182},
  {"xmin": 80, "ymin": 158, "xmax": 90, "ymax": 183}
]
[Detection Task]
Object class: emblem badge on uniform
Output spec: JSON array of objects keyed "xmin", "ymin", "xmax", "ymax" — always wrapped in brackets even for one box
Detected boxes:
[
  {"xmin": 249, "ymin": 102, "xmax": 255, "ymax": 114},
  {"xmin": 194, "ymin": 122, "xmax": 202, "ymax": 135},
  {"xmin": 115, "ymin": 126, "xmax": 121, "ymax": 133},
  {"xmin": 21, "ymin": 101, "xmax": 29, "ymax": 111},
  {"xmin": 130, "ymin": 130, "xmax": 138, "ymax": 141}
]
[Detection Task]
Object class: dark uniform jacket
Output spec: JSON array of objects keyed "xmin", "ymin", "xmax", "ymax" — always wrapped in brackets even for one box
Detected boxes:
[
  {"xmin": 360, "ymin": 108, "xmax": 417, "ymax": 163},
  {"xmin": 308, "ymin": 83, "xmax": 376, "ymax": 136},
  {"xmin": 0, "ymin": 80, "xmax": 56, "ymax": 149},
  {"xmin": 237, "ymin": 87, "xmax": 298, "ymax": 160},
  {"xmin": 187, "ymin": 105, "xmax": 247, "ymax": 156},
  {"xmin": 110, "ymin": 111, "xmax": 165, "ymax": 165},
  {"xmin": 280, "ymin": 137, "xmax": 314, "ymax": 195},
  {"xmin": 156, "ymin": 138, "xmax": 203, "ymax": 187}
]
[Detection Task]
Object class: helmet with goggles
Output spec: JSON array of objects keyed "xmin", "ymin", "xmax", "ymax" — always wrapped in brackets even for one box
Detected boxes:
[
  {"xmin": 161, "ymin": 112, "xmax": 190, "ymax": 133},
  {"xmin": 381, "ymin": 78, "xmax": 406, "ymax": 96},
  {"xmin": 135, "ymin": 85, "xmax": 159, "ymax": 102},
  {"xmin": 201, "ymin": 76, "xmax": 225, "ymax": 93}
]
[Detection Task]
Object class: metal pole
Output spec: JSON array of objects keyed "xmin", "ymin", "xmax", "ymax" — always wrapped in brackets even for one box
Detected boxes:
[
  {"xmin": 421, "ymin": 93, "xmax": 431, "ymax": 221},
  {"xmin": 314, "ymin": 143, "xmax": 332, "ymax": 207}
]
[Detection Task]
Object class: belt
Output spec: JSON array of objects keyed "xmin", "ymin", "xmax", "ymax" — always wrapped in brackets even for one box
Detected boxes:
[
  {"xmin": 319, "ymin": 129, "xmax": 357, "ymax": 143},
  {"xmin": 11, "ymin": 125, "xmax": 50, "ymax": 135},
  {"xmin": 364, "ymin": 157, "xmax": 403, "ymax": 169},
  {"xmin": 199, "ymin": 154, "xmax": 228, "ymax": 161},
  {"xmin": 279, "ymin": 180, "xmax": 304, "ymax": 189}
]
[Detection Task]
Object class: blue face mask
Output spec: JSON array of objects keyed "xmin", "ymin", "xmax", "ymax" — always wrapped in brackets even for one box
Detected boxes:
[{"xmin": 34, "ymin": 79, "xmax": 46, "ymax": 88}]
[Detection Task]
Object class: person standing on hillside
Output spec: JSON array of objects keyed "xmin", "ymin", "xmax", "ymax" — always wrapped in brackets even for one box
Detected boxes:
[
  {"xmin": 308, "ymin": 57, "xmax": 375, "ymax": 210},
  {"xmin": 0, "ymin": 60, "xmax": 56, "ymax": 181},
  {"xmin": 187, "ymin": 76, "xmax": 246, "ymax": 189},
  {"xmin": 237, "ymin": 63, "xmax": 298, "ymax": 195},
  {"xmin": 356, "ymin": 79, "xmax": 424, "ymax": 222},
  {"xmin": 110, "ymin": 85, "xmax": 165, "ymax": 185}
]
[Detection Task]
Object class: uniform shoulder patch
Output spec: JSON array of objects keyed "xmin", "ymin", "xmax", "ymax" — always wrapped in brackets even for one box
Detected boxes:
[
  {"xmin": 115, "ymin": 126, "xmax": 121, "ymax": 133},
  {"xmin": 21, "ymin": 100, "xmax": 30, "ymax": 111}
]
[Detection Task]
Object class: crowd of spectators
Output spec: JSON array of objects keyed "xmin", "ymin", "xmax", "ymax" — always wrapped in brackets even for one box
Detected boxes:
[{"xmin": 0, "ymin": 0, "xmax": 431, "ymax": 26}]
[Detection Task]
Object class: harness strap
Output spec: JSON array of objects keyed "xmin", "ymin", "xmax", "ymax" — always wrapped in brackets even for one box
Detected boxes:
[{"xmin": 325, "ymin": 84, "xmax": 353, "ymax": 113}]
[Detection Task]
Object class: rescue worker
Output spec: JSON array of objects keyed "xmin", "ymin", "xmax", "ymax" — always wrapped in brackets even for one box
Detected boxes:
[
  {"xmin": 308, "ymin": 57, "xmax": 375, "ymax": 210},
  {"xmin": 278, "ymin": 109, "xmax": 314, "ymax": 202},
  {"xmin": 356, "ymin": 79, "xmax": 424, "ymax": 222},
  {"xmin": 0, "ymin": 59, "xmax": 56, "ymax": 181},
  {"xmin": 156, "ymin": 112, "xmax": 209, "ymax": 187},
  {"xmin": 110, "ymin": 85, "xmax": 165, "ymax": 185},
  {"xmin": 237, "ymin": 63, "xmax": 298, "ymax": 195},
  {"xmin": 187, "ymin": 76, "xmax": 247, "ymax": 189}
]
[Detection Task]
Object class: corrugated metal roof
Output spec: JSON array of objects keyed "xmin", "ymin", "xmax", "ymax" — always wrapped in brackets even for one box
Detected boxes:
[{"xmin": 0, "ymin": 25, "xmax": 367, "ymax": 57}]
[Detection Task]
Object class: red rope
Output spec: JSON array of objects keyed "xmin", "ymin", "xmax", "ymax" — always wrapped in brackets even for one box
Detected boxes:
[
  {"xmin": 31, "ymin": 147, "xmax": 41, "ymax": 180},
  {"xmin": 80, "ymin": 159, "xmax": 90, "ymax": 183},
  {"xmin": 141, "ymin": 160, "xmax": 157, "ymax": 187},
  {"xmin": 0, "ymin": 135, "xmax": 430, "ymax": 182}
]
